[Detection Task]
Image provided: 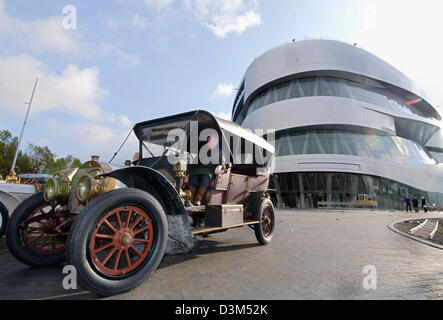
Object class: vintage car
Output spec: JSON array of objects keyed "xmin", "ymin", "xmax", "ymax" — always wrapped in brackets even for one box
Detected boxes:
[
  {"xmin": 6, "ymin": 110, "xmax": 276, "ymax": 296},
  {"xmin": 0, "ymin": 173, "xmax": 50, "ymax": 238}
]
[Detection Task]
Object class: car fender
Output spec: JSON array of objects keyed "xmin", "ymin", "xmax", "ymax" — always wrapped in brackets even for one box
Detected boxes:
[
  {"xmin": 101, "ymin": 166, "xmax": 194, "ymax": 254},
  {"xmin": 247, "ymin": 191, "xmax": 267, "ymax": 220},
  {"xmin": 0, "ymin": 190, "xmax": 22, "ymax": 215}
]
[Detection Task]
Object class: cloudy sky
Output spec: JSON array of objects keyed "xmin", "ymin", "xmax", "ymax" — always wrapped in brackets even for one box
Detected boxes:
[{"xmin": 0, "ymin": 0, "xmax": 442, "ymax": 165}]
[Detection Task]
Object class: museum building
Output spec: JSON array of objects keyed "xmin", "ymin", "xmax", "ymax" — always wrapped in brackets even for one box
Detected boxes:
[{"xmin": 231, "ymin": 39, "xmax": 443, "ymax": 209}]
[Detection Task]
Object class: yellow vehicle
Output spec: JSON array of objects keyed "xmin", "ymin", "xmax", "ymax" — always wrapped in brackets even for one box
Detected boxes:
[{"xmin": 356, "ymin": 194, "xmax": 377, "ymax": 209}]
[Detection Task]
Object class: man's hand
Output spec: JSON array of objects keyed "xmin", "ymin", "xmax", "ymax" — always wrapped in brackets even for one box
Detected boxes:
[{"xmin": 214, "ymin": 165, "xmax": 223, "ymax": 175}]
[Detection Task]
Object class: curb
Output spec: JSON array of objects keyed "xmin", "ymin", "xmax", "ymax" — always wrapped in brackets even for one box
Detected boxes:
[
  {"xmin": 430, "ymin": 221, "xmax": 439, "ymax": 239},
  {"xmin": 409, "ymin": 218, "xmax": 428, "ymax": 234},
  {"xmin": 387, "ymin": 218, "xmax": 443, "ymax": 250}
]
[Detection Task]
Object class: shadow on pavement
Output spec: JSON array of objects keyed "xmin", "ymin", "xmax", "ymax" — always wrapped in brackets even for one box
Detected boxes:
[
  {"xmin": 159, "ymin": 237, "xmax": 259, "ymax": 269},
  {"xmin": 0, "ymin": 235, "xmax": 259, "ymax": 300}
]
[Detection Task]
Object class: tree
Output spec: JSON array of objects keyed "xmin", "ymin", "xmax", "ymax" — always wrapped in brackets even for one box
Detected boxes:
[
  {"xmin": 26, "ymin": 144, "xmax": 55, "ymax": 173},
  {"xmin": 0, "ymin": 130, "xmax": 82, "ymax": 177},
  {"xmin": 47, "ymin": 155, "xmax": 82, "ymax": 175},
  {"xmin": 0, "ymin": 130, "xmax": 30, "ymax": 177}
]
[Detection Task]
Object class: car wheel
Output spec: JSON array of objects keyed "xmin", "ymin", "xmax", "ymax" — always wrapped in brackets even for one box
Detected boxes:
[
  {"xmin": 254, "ymin": 198, "xmax": 276, "ymax": 245},
  {"xmin": 67, "ymin": 188, "xmax": 168, "ymax": 296},
  {"xmin": 6, "ymin": 192, "xmax": 70, "ymax": 267},
  {"xmin": 0, "ymin": 202, "xmax": 8, "ymax": 238}
]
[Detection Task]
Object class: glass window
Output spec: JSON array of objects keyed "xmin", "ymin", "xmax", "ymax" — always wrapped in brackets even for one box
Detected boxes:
[
  {"xmin": 275, "ymin": 129, "xmax": 436, "ymax": 165},
  {"xmin": 236, "ymin": 76, "xmax": 440, "ymax": 124},
  {"xmin": 430, "ymin": 151, "xmax": 443, "ymax": 163}
]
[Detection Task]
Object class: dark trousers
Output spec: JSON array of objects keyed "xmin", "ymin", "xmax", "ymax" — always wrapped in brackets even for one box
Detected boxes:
[{"xmin": 406, "ymin": 203, "xmax": 411, "ymax": 212}]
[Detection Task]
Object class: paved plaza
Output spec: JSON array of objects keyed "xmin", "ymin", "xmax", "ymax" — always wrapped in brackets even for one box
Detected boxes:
[{"xmin": 1, "ymin": 208, "xmax": 443, "ymax": 300}]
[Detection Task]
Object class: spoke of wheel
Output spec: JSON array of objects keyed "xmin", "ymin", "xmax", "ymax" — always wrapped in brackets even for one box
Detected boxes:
[
  {"xmin": 26, "ymin": 226, "xmax": 45, "ymax": 231},
  {"xmin": 95, "ymin": 234, "xmax": 114, "ymax": 240},
  {"xmin": 24, "ymin": 211, "xmax": 52, "ymax": 225},
  {"xmin": 30, "ymin": 233, "xmax": 45, "ymax": 243},
  {"xmin": 103, "ymin": 219, "xmax": 117, "ymax": 234},
  {"xmin": 133, "ymin": 238, "xmax": 150, "ymax": 243},
  {"xmin": 115, "ymin": 211, "xmax": 123, "ymax": 230},
  {"xmin": 124, "ymin": 248, "xmax": 131, "ymax": 268},
  {"xmin": 130, "ymin": 215, "xmax": 143, "ymax": 230},
  {"xmin": 38, "ymin": 209, "xmax": 49, "ymax": 217},
  {"xmin": 113, "ymin": 249, "xmax": 123, "ymax": 270},
  {"xmin": 129, "ymin": 244, "xmax": 143, "ymax": 257},
  {"xmin": 95, "ymin": 241, "xmax": 114, "ymax": 253},
  {"xmin": 40, "ymin": 236, "xmax": 48, "ymax": 249},
  {"xmin": 125, "ymin": 209, "xmax": 132, "ymax": 228},
  {"xmin": 134, "ymin": 225, "xmax": 151, "ymax": 236},
  {"xmin": 101, "ymin": 247, "xmax": 117, "ymax": 266}
]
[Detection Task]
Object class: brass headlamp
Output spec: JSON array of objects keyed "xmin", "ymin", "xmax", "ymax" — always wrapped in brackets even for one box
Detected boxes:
[
  {"xmin": 43, "ymin": 174, "xmax": 70, "ymax": 204},
  {"xmin": 76, "ymin": 174, "xmax": 107, "ymax": 204}
]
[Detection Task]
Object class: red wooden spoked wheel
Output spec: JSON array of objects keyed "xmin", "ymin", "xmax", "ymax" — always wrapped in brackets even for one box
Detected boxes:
[
  {"xmin": 261, "ymin": 207, "xmax": 273, "ymax": 238},
  {"xmin": 89, "ymin": 206, "xmax": 155, "ymax": 277},
  {"xmin": 21, "ymin": 204, "xmax": 69, "ymax": 255},
  {"xmin": 254, "ymin": 198, "xmax": 275, "ymax": 245}
]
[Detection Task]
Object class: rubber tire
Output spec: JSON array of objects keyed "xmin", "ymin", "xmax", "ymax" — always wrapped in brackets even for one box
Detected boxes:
[
  {"xmin": 6, "ymin": 192, "xmax": 67, "ymax": 267},
  {"xmin": 0, "ymin": 202, "xmax": 8, "ymax": 238},
  {"xmin": 67, "ymin": 188, "xmax": 168, "ymax": 297},
  {"xmin": 254, "ymin": 198, "xmax": 276, "ymax": 245}
]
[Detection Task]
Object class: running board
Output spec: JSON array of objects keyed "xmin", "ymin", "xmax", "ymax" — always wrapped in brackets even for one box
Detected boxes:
[{"xmin": 192, "ymin": 220, "xmax": 259, "ymax": 235}]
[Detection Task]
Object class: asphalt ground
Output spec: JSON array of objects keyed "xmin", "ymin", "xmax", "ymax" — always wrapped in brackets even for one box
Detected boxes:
[{"xmin": 1, "ymin": 208, "xmax": 443, "ymax": 300}]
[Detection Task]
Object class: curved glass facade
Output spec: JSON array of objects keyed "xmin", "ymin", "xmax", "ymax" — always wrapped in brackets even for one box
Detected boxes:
[
  {"xmin": 271, "ymin": 172, "xmax": 442, "ymax": 210},
  {"xmin": 430, "ymin": 151, "xmax": 443, "ymax": 163},
  {"xmin": 237, "ymin": 76, "xmax": 438, "ymax": 123},
  {"xmin": 275, "ymin": 129, "xmax": 436, "ymax": 165},
  {"xmin": 233, "ymin": 42, "xmax": 443, "ymax": 210}
]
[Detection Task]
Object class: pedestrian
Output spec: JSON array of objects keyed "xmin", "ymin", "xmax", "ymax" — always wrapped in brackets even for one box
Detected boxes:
[
  {"xmin": 404, "ymin": 195, "xmax": 411, "ymax": 212},
  {"xmin": 412, "ymin": 195, "xmax": 419, "ymax": 213},
  {"xmin": 421, "ymin": 196, "xmax": 428, "ymax": 213}
]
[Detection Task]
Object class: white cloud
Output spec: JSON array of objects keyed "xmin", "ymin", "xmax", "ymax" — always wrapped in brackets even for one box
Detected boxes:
[
  {"xmin": 45, "ymin": 119, "xmax": 139, "ymax": 163},
  {"xmin": 144, "ymin": 0, "xmax": 175, "ymax": 10},
  {"xmin": 0, "ymin": 55, "xmax": 133, "ymax": 129},
  {"xmin": 0, "ymin": 0, "xmax": 80, "ymax": 54},
  {"xmin": 97, "ymin": 42, "xmax": 142, "ymax": 68},
  {"xmin": 131, "ymin": 14, "xmax": 149, "ymax": 30},
  {"xmin": 118, "ymin": 115, "xmax": 132, "ymax": 128},
  {"xmin": 116, "ymin": 50, "xmax": 142, "ymax": 68},
  {"xmin": 184, "ymin": 0, "xmax": 262, "ymax": 38},
  {"xmin": 112, "ymin": 0, "xmax": 262, "ymax": 39},
  {"xmin": 0, "ymin": 55, "xmax": 107, "ymax": 119},
  {"xmin": 105, "ymin": 13, "xmax": 149, "ymax": 32},
  {"xmin": 35, "ymin": 138, "xmax": 52, "ymax": 148},
  {"xmin": 0, "ymin": 1, "xmax": 140, "ymax": 67},
  {"xmin": 211, "ymin": 83, "xmax": 235, "ymax": 99},
  {"xmin": 357, "ymin": 0, "xmax": 443, "ymax": 120},
  {"xmin": 103, "ymin": 113, "xmax": 133, "ymax": 128},
  {"xmin": 213, "ymin": 111, "xmax": 232, "ymax": 120}
]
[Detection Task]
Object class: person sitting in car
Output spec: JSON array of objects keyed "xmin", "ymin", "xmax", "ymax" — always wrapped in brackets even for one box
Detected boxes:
[
  {"xmin": 188, "ymin": 135, "xmax": 223, "ymax": 206},
  {"xmin": 132, "ymin": 152, "xmax": 140, "ymax": 166}
]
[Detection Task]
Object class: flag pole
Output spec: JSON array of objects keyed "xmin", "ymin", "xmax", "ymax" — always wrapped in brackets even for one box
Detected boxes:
[{"xmin": 9, "ymin": 78, "xmax": 39, "ymax": 175}]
